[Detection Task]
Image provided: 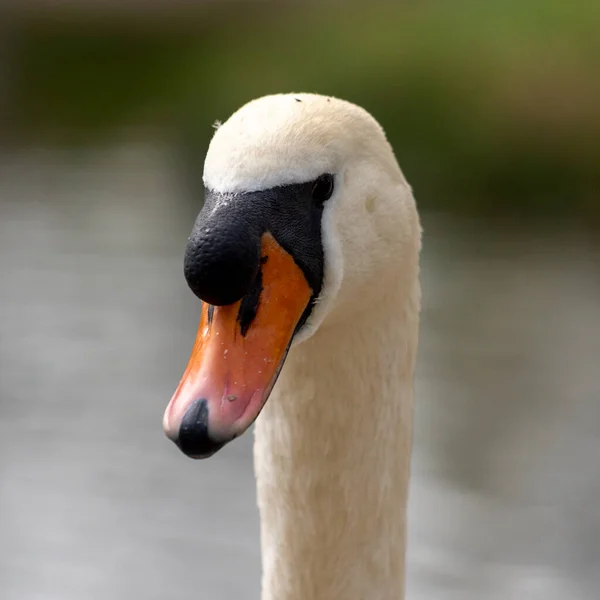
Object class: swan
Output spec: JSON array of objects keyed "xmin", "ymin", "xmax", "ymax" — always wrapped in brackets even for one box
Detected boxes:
[{"xmin": 163, "ymin": 93, "xmax": 421, "ymax": 600}]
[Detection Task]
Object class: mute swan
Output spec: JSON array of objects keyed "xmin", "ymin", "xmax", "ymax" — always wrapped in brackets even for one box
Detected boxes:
[{"xmin": 163, "ymin": 93, "xmax": 421, "ymax": 600}]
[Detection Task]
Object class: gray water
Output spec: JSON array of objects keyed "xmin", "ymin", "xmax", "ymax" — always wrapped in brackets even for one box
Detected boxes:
[{"xmin": 0, "ymin": 145, "xmax": 599, "ymax": 599}]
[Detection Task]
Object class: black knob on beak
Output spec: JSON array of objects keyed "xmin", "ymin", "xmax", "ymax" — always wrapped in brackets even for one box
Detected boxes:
[{"xmin": 183, "ymin": 201, "xmax": 261, "ymax": 306}]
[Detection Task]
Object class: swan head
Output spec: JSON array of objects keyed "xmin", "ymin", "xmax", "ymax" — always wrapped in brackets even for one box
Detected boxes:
[{"xmin": 163, "ymin": 93, "xmax": 420, "ymax": 458}]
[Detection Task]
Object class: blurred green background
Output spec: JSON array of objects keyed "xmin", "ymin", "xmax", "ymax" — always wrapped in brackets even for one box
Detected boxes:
[
  {"xmin": 2, "ymin": 4, "xmax": 600, "ymax": 599},
  {"xmin": 4, "ymin": 0, "xmax": 599, "ymax": 220}
]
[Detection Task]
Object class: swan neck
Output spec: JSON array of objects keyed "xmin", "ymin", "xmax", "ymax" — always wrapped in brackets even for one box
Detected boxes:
[{"xmin": 254, "ymin": 297, "xmax": 418, "ymax": 600}]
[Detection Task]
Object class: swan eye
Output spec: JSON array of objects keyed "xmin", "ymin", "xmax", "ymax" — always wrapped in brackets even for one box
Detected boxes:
[{"xmin": 311, "ymin": 174, "xmax": 334, "ymax": 204}]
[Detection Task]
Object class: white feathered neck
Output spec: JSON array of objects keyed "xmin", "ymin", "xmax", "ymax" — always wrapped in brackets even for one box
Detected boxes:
[
  {"xmin": 255, "ymin": 285, "xmax": 419, "ymax": 600},
  {"xmin": 204, "ymin": 93, "xmax": 421, "ymax": 600}
]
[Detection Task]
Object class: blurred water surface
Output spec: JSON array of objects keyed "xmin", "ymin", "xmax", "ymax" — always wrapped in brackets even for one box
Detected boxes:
[{"xmin": 0, "ymin": 145, "xmax": 598, "ymax": 599}]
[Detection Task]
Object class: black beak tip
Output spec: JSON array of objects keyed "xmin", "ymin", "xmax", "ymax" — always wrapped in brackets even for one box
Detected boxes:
[
  {"xmin": 175, "ymin": 398, "xmax": 227, "ymax": 459},
  {"xmin": 175, "ymin": 438, "xmax": 224, "ymax": 460}
]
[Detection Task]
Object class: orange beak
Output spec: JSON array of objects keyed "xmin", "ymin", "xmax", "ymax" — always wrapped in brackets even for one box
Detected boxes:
[{"xmin": 163, "ymin": 232, "xmax": 312, "ymax": 457}]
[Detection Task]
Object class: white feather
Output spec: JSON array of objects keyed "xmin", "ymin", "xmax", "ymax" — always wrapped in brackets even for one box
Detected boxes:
[{"xmin": 204, "ymin": 92, "xmax": 422, "ymax": 600}]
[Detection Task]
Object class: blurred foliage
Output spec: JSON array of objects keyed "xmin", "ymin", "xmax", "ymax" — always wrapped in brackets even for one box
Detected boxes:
[{"xmin": 6, "ymin": 0, "xmax": 600, "ymax": 219}]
